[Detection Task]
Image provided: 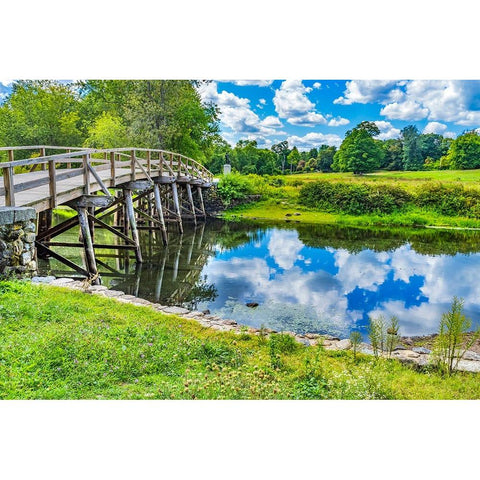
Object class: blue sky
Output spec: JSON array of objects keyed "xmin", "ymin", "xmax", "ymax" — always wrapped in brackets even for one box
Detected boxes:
[
  {"xmin": 199, "ymin": 80, "xmax": 480, "ymax": 150},
  {"xmin": 2, "ymin": 79, "xmax": 480, "ymax": 151}
]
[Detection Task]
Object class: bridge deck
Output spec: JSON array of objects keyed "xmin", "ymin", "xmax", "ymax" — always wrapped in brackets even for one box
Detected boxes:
[{"xmin": 0, "ymin": 146, "xmax": 213, "ymax": 213}]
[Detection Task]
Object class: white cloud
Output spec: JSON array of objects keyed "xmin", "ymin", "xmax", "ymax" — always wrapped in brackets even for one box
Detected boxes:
[
  {"xmin": 267, "ymin": 230, "xmax": 304, "ymax": 270},
  {"xmin": 259, "ymin": 98, "xmax": 266, "ymax": 105},
  {"xmin": 287, "ymin": 132, "xmax": 343, "ymax": 149},
  {"xmin": 380, "ymin": 99, "xmax": 429, "ymax": 121},
  {"xmin": 328, "ymin": 117, "xmax": 350, "ymax": 127},
  {"xmin": 374, "ymin": 120, "xmax": 401, "ymax": 140},
  {"xmin": 198, "ymin": 81, "xmax": 283, "ymax": 143},
  {"xmin": 313, "ymin": 82, "xmax": 321, "ymax": 89},
  {"xmin": 231, "ymin": 80, "xmax": 273, "ymax": 87},
  {"xmin": 334, "ymin": 80, "xmax": 402, "ymax": 105},
  {"xmin": 423, "ymin": 121, "xmax": 448, "ymax": 134},
  {"xmin": 260, "ymin": 115, "xmax": 283, "ymax": 128},
  {"xmin": 273, "ymin": 80, "xmax": 326, "ymax": 126}
]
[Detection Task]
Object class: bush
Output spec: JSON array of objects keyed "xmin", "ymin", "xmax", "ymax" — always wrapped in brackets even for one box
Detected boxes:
[
  {"xmin": 299, "ymin": 181, "xmax": 411, "ymax": 215},
  {"xmin": 416, "ymin": 183, "xmax": 480, "ymax": 218},
  {"xmin": 217, "ymin": 173, "xmax": 254, "ymax": 205}
]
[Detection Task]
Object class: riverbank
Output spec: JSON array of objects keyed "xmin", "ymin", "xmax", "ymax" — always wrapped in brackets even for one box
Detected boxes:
[
  {"xmin": 219, "ymin": 170, "xmax": 480, "ymax": 229},
  {"xmin": 2, "ymin": 278, "xmax": 480, "ymax": 399}
]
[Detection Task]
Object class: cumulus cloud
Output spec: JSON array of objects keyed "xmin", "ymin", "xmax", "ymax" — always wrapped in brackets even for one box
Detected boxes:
[
  {"xmin": 374, "ymin": 120, "xmax": 401, "ymax": 140},
  {"xmin": 198, "ymin": 81, "xmax": 283, "ymax": 144},
  {"xmin": 231, "ymin": 80, "xmax": 274, "ymax": 87},
  {"xmin": 273, "ymin": 80, "xmax": 327, "ymax": 126},
  {"xmin": 328, "ymin": 117, "xmax": 350, "ymax": 127},
  {"xmin": 267, "ymin": 230, "xmax": 303, "ymax": 270},
  {"xmin": 287, "ymin": 132, "xmax": 343, "ymax": 149},
  {"xmin": 380, "ymin": 100, "xmax": 429, "ymax": 121},
  {"xmin": 313, "ymin": 82, "xmax": 321, "ymax": 89},
  {"xmin": 334, "ymin": 80, "xmax": 402, "ymax": 105},
  {"xmin": 423, "ymin": 121, "xmax": 448, "ymax": 134}
]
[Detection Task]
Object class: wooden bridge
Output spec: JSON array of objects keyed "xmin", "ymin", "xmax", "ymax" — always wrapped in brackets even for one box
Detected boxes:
[{"xmin": 0, "ymin": 146, "xmax": 214, "ymax": 283}]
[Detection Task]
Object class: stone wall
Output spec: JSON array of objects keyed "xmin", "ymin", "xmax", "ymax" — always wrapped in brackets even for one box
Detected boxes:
[
  {"xmin": 203, "ymin": 187, "xmax": 261, "ymax": 216},
  {"xmin": 0, "ymin": 207, "xmax": 37, "ymax": 277}
]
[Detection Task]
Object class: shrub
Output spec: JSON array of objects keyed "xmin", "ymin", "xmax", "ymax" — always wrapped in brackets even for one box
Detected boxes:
[
  {"xmin": 299, "ymin": 181, "xmax": 411, "ymax": 215},
  {"xmin": 433, "ymin": 297, "xmax": 480, "ymax": 375},
  {"xmin": 416, "ymin": 183, "xmax": 480, "ymax": 218},
  {"xmin": 217, "ymin": 173, "xmax": 253, "ymax": 205}
]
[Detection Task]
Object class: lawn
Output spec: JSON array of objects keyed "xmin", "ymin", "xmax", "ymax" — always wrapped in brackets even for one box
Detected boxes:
[{"xmin": 1, "ymin": 280, "xmax": 479, "ymax": 400}]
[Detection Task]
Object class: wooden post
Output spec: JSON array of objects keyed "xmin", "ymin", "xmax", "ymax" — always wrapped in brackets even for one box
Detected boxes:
[
  {"xmin": 3, "ymin": 166, "xmax": 15, "ymax": 207},
  {"xmin": 110, "ymin": 152, "xmax": 116, "ymax": 187},
  {"xmin": 48, "ymin": 159, "xmax": 57, "ymax": 208},
  {"xmin": 186, "ymin": 183, "xmax": 197, "ymax": 226},
  {"xmin": 159, "ymin": 152, "xmax": 164, "ymax": 176},
  {"xmin": 153, "ymin": 183, "xmax": 168, "ymax": 245},
  {"xmin": 40, "ymin": 147, "xmax": 46, "ymax": 171},
  {"xmin": 7, "ymin": 149, "xmax": 14, "ymax": 163},
  {"xmin": 131, "ymin": 150, "xmax": 136, "ymax": 181},
  {"xmin": 170, "ymin": 182, "xmax": 183, "ymax": 234},
  {"xmin": 124, "ymin": 189, "xmax": 143, "ymax": 263},
  {"xmin": 83, "ymin": 154, "xmax": 91, "ymax": 194},
  {"xmin": 146, "ymin": 150, "xmax": 151, "ymax": 174},
  {"xmin": 67, "ymin": 148, "xmax": 72, "ymax": 169},
  {"xmin": 78, "ymin": 206, "xmax": 99, "ymax": 282},
  {"xmin": 197, "ymin": 186, "xmax": 206, "ymax": 219}
]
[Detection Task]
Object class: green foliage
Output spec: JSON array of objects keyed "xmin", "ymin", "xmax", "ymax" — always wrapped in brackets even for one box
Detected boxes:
[
  {"xmin": 299, "ymin": 180, "xmax": 412, "ymax": 215},
  {"xmin": 269, "ymin": 333, "xmax": 298, "ymax": 354},
  {"xmin": 402, "ymin": 125, "xmax": 423, "ymax": 171},
  {"xmin": 84, "ymin": 112, "xmax": 128, "ymax": 148},
  {"xmin": 333, "ymin": 122, "xmax": 384, "ymax": 174},
  {"xmin": 386, "ymin": 316, "xmax": 400, "ymax": 357},
  {"xmin": 447, "ymin": 131, "xmax": 480, "ymax": 170},
  {"xmin": 349, "ymin": 331, "xmax": 362, "ymax": 362},
  {"xmin": 368, "ymin": 315, "xmax": 387, "ymax": 358},
  {"xmin": 217, "ymin": 173, "xmax": 254, "ymax": 205},
  {"xmin": 416, "ymin": 183, "xmax": 480, "ymax": 218},
  {"xmin": 433, "ymin": 297, "xmax": 480, "ymax": 375}
]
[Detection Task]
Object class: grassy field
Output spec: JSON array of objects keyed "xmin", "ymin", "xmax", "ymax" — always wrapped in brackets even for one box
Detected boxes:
[
  {"xmin": 1, "ymin": 280, "xmax": 480, "ymax": 400},
  {"xmin": 223, "ymin": 170, "xmax": 480, "ymax": 228}
]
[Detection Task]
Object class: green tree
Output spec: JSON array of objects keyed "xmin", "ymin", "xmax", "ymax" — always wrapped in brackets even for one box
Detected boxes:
[
  {"xmin": 332, "ymin": 122, "xmax": 384, "ymax": 174},
  {"xmin": 272, "ymin": 140, "xmax": 289, "ymax": 173},
  {"xmin": 381, "ymin": 139, "xmax": 403, "ymax": 170},
  {"xmin": 84, "ymin": 112, "xmax": 128, "ymax": 148},
  {"xmin": 447, "ymin": 131, "xmax": 480, "ymax": 169},
  {"xmin": 317, "ymin": 145, "xmax": 336, "ymax": 172},
  {"xmin": 418, "ymin": 133, "xmax": 446, "ymax": 162},
  {"xmin": 0, "ymin": 80, "xmax": 84, "ymax": 147},
  {"xmin": 287, "ymin": 146, "xmax": 301, "ymax": 172},
  {"xmin": 401, "ymin": 125, "xmax": 423, "ymax": 170}
]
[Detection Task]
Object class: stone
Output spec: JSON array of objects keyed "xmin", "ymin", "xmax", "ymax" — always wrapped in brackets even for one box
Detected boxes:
[
  {"xmin": 393, "ymin": 345, "xmax": 407, "ymax": 351},
  {"xmin": 293, "ymin": 212, "xmax": 301, "ymax": 216},
  {"xmin": 27, "ymin": 260, "xmax": 37, "ymax": 271},
  {"xmin": 323, "ymin": 334, "xmax": 341, "ymax": 341},
  {"xmin": 412, "ymin": 347, "xmax": 432, "ymax": 355},
  {"xmin": 162, "ymin": 306, "xmax": 191, "ymax": 315},
  {"xmin": 24, "ymin": 233, "xmax": 36, "ymax": 243},
  {"xmin": 246, "ymin": 302, "xmax": 259, "ymax": 308},
  {"xmin": 462, "ymin": 351, "xmax": 480, "ymax": 362},
  {"xmin": 202, "ymin": 309, "xmax": 211, "ymax": 315},
  {"xmin": 403, "ymin": 337, "xmax": 414, "ymax": 346},
  {"xmin": 20, "ymin": 251, "xmax": 32, "ymax": 266},
  {"xmin": 31, "ymin": 276, "xmax": 56, "ymax": 283},
  {"xmin": 456, "ymin": 359, "xmax": 480, "ymax": 373},
  {"xmin": 24, "ymin": 222, "xmax": 36, "ymax": 233},
  {"xmin": 335, "ymin": 339, "xmax": 352, "ymax": 350},
  {"xmin": 103, "ymin": 290, "xmax": 125, "ymax": 297},
  {"xmin": 87, "ymin": 285, "xmax": 108, "ymax": 292},
  {"xmin": 13, "ymin": 207, "xmax": 36, "ymax": 223},
  {"xmin": 0, "ymin": 208, "xmax": 15, "ymax": 226}
]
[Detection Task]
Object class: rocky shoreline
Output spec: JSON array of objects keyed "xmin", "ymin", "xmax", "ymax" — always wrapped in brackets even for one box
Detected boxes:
[{"xmin": 29, "ymin": 276, "xmax": 480, "ymax": 373}]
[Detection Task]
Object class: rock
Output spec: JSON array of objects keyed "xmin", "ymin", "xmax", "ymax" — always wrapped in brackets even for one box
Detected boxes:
[
  {"xmin": 285, "ymin": 213, "xmax": 292, "ymax": 217},
  {"xmin": 412, "ymin": 347, "xmax": 432, "ymax": 355},
  {"xmin": 246, "ymin": 302, "xmax": 259, "ymax": 308},
  {"xmin": 403, "ymin": 337, "xmax": 414, "ymax": 346},
  {"xmin": 50, "ymin": 277, "xmax": 75, "ymax": 285},
  {"xmin": 323, "ymin": 335, "xmax": 340, "ymax": 341},
  {"xmin": 335, "ymin": 339, "xmax": 352, "ymax": 350},
  {"xmin": 462, "ymin": 351, "xmax": 480, "ymax": 362},
  {"xmin": 103, "ymin": 290, "xmax": 125, "ymax": 297},
  {"xmin": 305, "ymin": 333, "xmax": 321, "ymax": 339},
  {"xmin": 456, "ymin": 359, "xmax": 480, "ymax": 373},
  {"xmin": 162, "ymin": 306, "xmax": 191, "ymax": 315},
  {"xmin": 393, "ymin": 345, "xmax": 407, "ymax": 351},
  {"xmin": 31, "ymin": 276, "xmax": 56, "ymax": 284},
  {"xmin": 24, "ymin": 233, "xmax": 36, "ymax": 243},
  {"xmin": 202, "ymin": 309, "xmax": 211, "ymax": 315},
  {"xmin": 87, "ymin": 285, "xmax": 108, "ymax": 292},
  {"xmin": 293, "ymin": 212, "xmax": 301, "ymax": 216}
]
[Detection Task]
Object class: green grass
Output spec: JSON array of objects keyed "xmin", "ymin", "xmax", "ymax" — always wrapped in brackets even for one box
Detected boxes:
[
  {"xmin": 223, "ymin": 170, "xmax": 480, "ymax": 228},
  {"xmin": 1, "ymin": 280, "xmax": 479, "ymax": 399}
]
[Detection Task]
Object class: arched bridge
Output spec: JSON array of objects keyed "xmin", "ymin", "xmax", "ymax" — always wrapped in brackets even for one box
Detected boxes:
[{"xmin": 0, "ymin": 146, "xmax": 215, "ymax": 283}]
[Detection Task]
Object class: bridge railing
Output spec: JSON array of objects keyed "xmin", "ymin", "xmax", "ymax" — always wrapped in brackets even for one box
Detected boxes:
[{"xmin": 0, "ymin": 146, "xmax": 213, "ymax": 208}]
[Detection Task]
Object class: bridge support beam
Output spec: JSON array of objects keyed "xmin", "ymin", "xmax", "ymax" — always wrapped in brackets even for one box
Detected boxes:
[
  {"xmin": 77, "ymin": 206, "xmax": 99, "ymax": 283},
  {"xmin": 185, "ymin": 183, "xmax": 197, "ymax": 226},
  {"xmin": 170, "ymin": 182, "xmax": 183, "ymax": 234},
  {"xmin": 124, "ymin": 189, "xmax": 143, "ymax": 264},
  {"xmin": 153, "ymin": 183, "xmax": 168, "ymax": 245}
]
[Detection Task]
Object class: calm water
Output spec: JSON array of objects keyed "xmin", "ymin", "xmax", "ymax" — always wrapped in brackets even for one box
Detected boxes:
[{"xmin": 40, "ymin": 219, "xmax": 480, "ymax": 339}]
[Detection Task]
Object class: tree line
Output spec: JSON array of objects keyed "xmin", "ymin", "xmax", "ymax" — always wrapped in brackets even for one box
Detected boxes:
[
  {"xmin": 1, "ymin": 81, "xmax": 479, "ymax": 174},
  {"xmin": 0, "ymin": 80, "xmax": 220, "ymax": 163}
]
